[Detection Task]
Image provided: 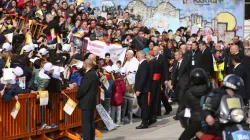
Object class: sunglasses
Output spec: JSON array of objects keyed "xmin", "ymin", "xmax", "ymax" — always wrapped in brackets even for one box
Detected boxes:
[{"xmin": 229, "ymin": 43, "xmax": 234, "ymax": 45}]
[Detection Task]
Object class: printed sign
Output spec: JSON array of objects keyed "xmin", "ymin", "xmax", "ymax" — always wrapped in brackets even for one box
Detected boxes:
[
  {"xmin": 3, "ymin": 68, "xmax": 15, "ymax": 81},
  {"xmin": 232, "ymin": 130, "xmax": 250, "ymax": 140},
  {"xmin": 63, "ymin": 98, "xmax": 77, "ymax": 115},
  {"xmin": 96, "ymin": 104, "xmax": 116, "ymax": 131},
  {"xmin": 19, "ymin": 77, "xmax": 26, "ymax": 89},
  {"xmin": 102, "ymin": 77, "xmax": 110, "ymax": 90},
  {"xmin": 39, "ymin": 91, "xmax": 49, "ymax": 106},
  {"xmin": 86, "ymin": 38, "xmax": 106, "ymax": 56},
  {"xmin": 11, "ymin": 101, "xmax": 20, "ymax": 119},
  {"xmin": 100, "ymin": 88, "xmax": 105, "ymax": 101},
  {"xmin": 50, "ymin": 28, "xmax": 56, "ymax": 39}
]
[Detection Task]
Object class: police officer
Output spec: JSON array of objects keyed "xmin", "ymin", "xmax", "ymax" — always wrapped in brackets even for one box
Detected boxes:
[
  {"xmin": 179, "ymin": 68, "xmax": 209, "ymax": 140},
  {"xmin": 199, "ymin": 74, "xmax": 245, "ymax": 138}
]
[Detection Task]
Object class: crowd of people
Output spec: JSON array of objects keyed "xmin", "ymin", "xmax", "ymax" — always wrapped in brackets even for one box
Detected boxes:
[{"xmin": 0, "ymin": 0, "xmax": 250, "ymax": 140}]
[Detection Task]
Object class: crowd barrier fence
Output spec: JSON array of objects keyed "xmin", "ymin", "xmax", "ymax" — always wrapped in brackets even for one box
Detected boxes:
[
  {"xmin": 7, "ymin": 14, "xmax": 47, "ymax": 38},
  {"xmin": 0, "ymin": 93, "xmax": 37, "ymax": 140},
  {"xmin": 0, "ymin": 88, "xmax": 103, "ymax": 140}
]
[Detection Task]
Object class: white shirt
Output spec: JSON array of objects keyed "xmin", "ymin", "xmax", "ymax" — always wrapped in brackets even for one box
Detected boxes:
[
  {"xmin": 139, "ymin": 59, "xmax": 146, "ymax": 65},
  {"xmin": 178, "ymin": 59, "xmax": 183, "ymax": 67},
  {"xmin": 155, "ymin": 54, "xmax": 160, "ymax": 60},
  {"xmin": 234, "ymin": 63, "xmax": 240, "ymax": 69},
  {"xmin": 85, "ymin": 68, "xmax": 91, "ymax": 73},
  {"xmin": 202, "ymin": 48, "xmax": 206, "ymax": 54}
]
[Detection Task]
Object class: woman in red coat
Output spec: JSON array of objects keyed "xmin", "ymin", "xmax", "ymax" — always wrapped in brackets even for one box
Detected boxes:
[{"xmin": 111, "ymin": 72, "xmax": 126, "ymax": 125}]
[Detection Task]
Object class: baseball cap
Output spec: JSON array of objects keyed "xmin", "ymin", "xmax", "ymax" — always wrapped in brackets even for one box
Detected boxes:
[
  {"xmin": 38, "ymin": 48, "xmax": 49, "ymax": 56},
  {"xmin": 62, "ymin": 44, "xmax": 71, "ymax": 52},
  {"xmin": 43, "ymin": 62, "xmax": 53, "ymax": 71},
  {"xmin": 2, "ymin": 42, "xmax": 12, "ymax": 52},
  {"xmin": 13, "ymin": 66, "xmax": 24, "ymax": 77},
  {"xmin": 23, "ymin": 44, "xmax": 35, "ymax": 53},
  {"xmin": 103, "ymin": 66, "xmax": 113, "ymax": 73},
  {"xmin": 112, "ymin": 64, "xmax": 119, "ymax": 73}
]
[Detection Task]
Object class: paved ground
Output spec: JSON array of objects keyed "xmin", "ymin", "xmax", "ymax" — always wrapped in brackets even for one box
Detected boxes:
[{"xmin": 96, "ymin": 105, "xmax": 183, "ymax": 140}]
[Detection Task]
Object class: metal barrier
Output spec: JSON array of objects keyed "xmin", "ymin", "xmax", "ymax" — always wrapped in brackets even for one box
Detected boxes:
[
  {"xmin": 8, "ymin": 14, "xmax": 47, "ymax": 38},
  {"xmin": 35, "ymin": 93, "xmax": 61, "ymax": 140},
  {"xmin": 0, "ymin": 89, "xmax": 103, "ymax": 140},
  {"xmin": 56, "ymin": 88, "xmax": 103, "ymax": 139},
  {"xmin": 0, "ymin": 93, "xmax": 37, "ymax": 140},
  {"xmin": 56, "ymin": 88, "xmax": 81, "ymax": 140}
]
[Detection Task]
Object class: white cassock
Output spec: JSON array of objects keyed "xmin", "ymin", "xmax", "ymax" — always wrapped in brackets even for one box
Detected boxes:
[
  {"xmin": 123, "ymin": 57, "xmax": 139, "ymax": 85},
  {"xmin": 123, "ymin": 57, "xmax": 141, "ymax": 116}
]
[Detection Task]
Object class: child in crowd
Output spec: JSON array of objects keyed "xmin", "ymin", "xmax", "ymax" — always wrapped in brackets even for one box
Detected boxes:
[
  {"xmin": 101, "ymin": 65, "xmax": 114, "ymax": 114},
  {"xmin": 105, "ymin": 53, "xmax": 113, "ymax": 66},
  {"xmin": 213, "ymin": 50, "xmax": 224, "ymax": 85},
  {"xmin": 111, "ymin": 67, "xmax": 126, "ymax": 125}
]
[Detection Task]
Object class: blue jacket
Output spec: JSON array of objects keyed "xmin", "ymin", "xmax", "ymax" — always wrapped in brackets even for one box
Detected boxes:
[
  {"xmin": 70, "ymin": 72, "xmax": 82, "ymax": 86},
  {"xmin": 0, "ymin": 59, "xmax": 6, "ymax": 77},
  {"xmin": 102, "ymin": 79, "xmax": 114, "ymax": 99},
  {"xmin": 0, "ymin": 84, "xmax": 31, "ymax": 103}
]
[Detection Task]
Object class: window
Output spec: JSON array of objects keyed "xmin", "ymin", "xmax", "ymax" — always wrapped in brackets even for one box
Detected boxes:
[{"xmin": 246, "ymin": 0, "xmax": 250, "ymax": 19}]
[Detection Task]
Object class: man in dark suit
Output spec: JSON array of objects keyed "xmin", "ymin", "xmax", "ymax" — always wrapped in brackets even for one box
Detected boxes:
[
  {"xmin": 171, "ymin": 51, "xmax": 191, "ymax": 120},
  {"xmin": 131, "ymin": 30, "xmax": 147, "ymax": 50},
  {"xmin": 224, "ymin": 44, "xmax": 245, "ymax": 75},
  {"xmin": 76, "ymin": 58, "xmax": 99, "ymax": 140},
  {"xmin": 43, "ymin": 13, "xmax": 60, "ymax": 43},
  {"xmin": 198, "ymin": 41, "xmax": 215, "ymax": 78},
  {"xmin": 190, "ymin": 41, "xmax": 201, "ymax": 70},
  {"xmin": 232, "ymin": 55, "xmax": 248, "ymax": 105},
  {"xmin": 241, "ymin": 48, "xmax": 250, "ymax": 104},
  {"xmin": 233, "ymin": 36, "xmax": 243, "ymax": 49},
  {"xmin": 135, "ymin": 51, "xmax": 150, "ymax": 129}
]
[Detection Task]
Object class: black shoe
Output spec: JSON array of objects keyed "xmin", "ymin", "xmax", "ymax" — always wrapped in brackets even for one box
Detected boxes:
[
  {"xmin": 173, "ymin": 115, "xmax": 179, "ymax": 120},
  {"xmin": 148, "ymin": 119, "xmax": 157, "ymax": 126},
  {"xmin": 136, "ymin": 124, "xmax": 148, "ymax": 129},
  {"xmin": 164, "ymin": 110, "xmax": 172, "ymax": 115}
]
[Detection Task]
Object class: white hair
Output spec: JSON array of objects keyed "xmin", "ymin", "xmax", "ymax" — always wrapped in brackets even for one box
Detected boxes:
[
  {"xmin": 46, "ymin": 13, "xmax": 54, "ymax": 20},
  {"xmin": 126, "ymin": 50, "xmax": 134, "ymax": 56}
]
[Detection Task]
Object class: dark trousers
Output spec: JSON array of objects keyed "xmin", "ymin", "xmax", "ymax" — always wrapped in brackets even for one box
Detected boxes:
[
  {"xmin": 161, "ymin": 90, "xmax": 172, "ymax": 113},
  {"xmin": 137, "ymin": 93, "xmax": 149, "ymax": 125},
  {"xmin": 82, "ymin": 109, "xmax": 95, "ymax": 140},
  {"xmin": 179, "ymin": 121, "xmax": 201, "ymax": 140},
  {"xmin": 175, "ymin": 82, "xmax": 187, "ymax": 116}
]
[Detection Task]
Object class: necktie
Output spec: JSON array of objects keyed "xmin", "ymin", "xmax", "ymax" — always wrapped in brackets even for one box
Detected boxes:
[
  {"xmin": 176, "ymin": 62, "xmax": 180, "ymax": 81},
  {"xmin": 177, "ymin": 62, "xmax": 180, "ymax": 70}
]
